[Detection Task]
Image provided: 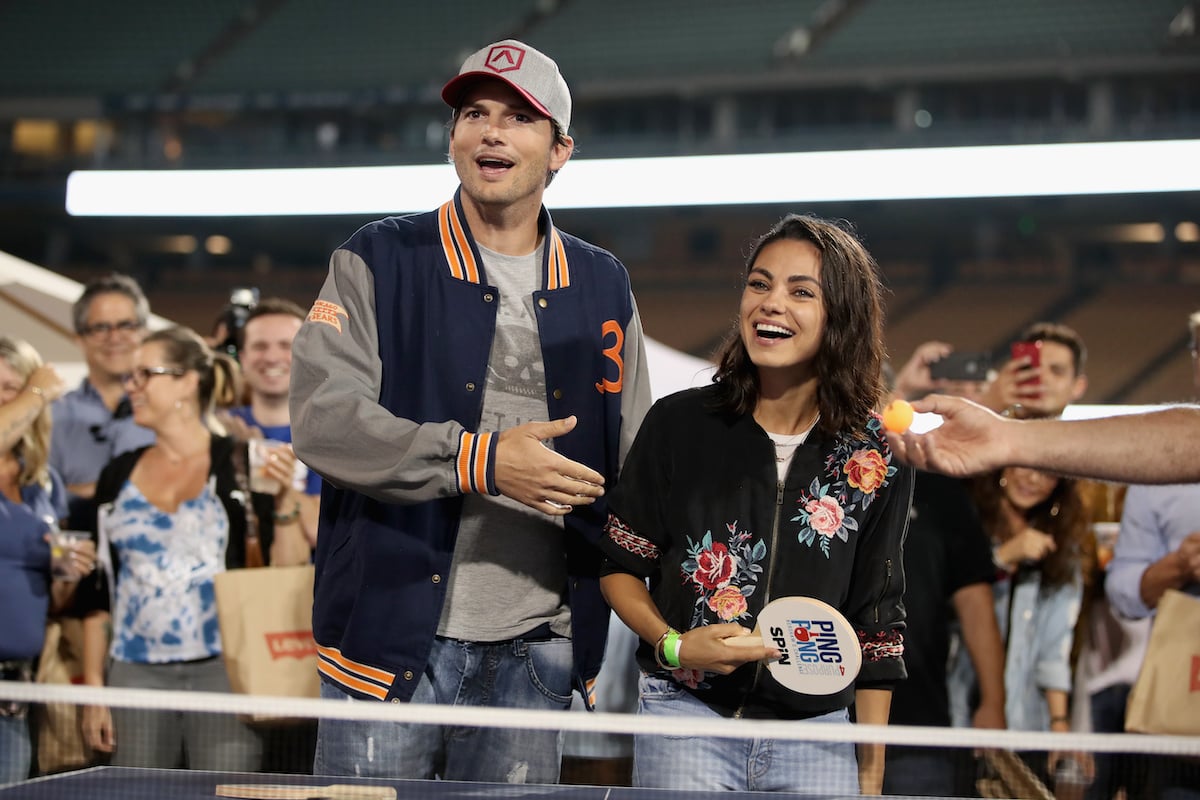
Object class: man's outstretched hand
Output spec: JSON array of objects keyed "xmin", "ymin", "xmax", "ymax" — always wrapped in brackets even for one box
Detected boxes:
[{"xmin": 495, "ymin": 416, "xmax": 605, "ymax": 516}]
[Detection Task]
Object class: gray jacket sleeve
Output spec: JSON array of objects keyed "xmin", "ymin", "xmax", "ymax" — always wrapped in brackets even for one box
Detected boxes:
[
  {"xmin": 289, "ymin": 248, "xmax": 471, "ymax": 505},
  {"xmin": 618, "ymin": 295, "xmax": 653, "ymax": 470}
]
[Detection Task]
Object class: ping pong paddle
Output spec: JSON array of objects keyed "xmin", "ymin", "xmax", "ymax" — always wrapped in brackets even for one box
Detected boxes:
[
  {"xmin": 724, "ymin": 596, "xmax": 861, "ymax": 695},
  {"xmin": 215, "ymin": 784, "xmax": 397, "ymax": 799}
]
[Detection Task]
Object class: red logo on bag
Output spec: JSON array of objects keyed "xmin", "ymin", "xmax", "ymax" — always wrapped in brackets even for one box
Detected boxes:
[
  {"xmin": 265, "ymin": 631, "xmax": 318, "ymax": 660},
  {"xmin": 1191, "ymin": 655, "xmax": 1200, "ymax": 693}
]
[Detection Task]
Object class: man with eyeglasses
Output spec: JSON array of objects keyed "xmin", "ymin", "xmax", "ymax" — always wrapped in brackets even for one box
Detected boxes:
[{"xmin": 50, "ymin": 273, "xmax": 156, "ymax": 527}]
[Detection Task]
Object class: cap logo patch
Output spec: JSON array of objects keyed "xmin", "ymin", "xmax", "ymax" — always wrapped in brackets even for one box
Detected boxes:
[{"xmin": 485, "ymin": 44, "xmax": 525, "ymax": 74}]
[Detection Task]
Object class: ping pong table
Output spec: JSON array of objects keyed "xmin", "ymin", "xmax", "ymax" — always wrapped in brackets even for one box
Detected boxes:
[{"xmin": 0, "ymin": 766, "xmax": 880, "ymax": 800}]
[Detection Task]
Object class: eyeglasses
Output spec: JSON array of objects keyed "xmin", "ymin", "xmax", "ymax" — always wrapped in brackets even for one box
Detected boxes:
[
  {"xmin": 80, "ymin": 319, "xmax": 143, "ymax": 338},
  {"xmin": 121, "ymin": 366, "xmax": 185, "ymax": 389}
]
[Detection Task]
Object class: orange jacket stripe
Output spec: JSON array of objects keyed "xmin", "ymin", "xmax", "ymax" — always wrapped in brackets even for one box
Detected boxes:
[
  {"xmin": 551, "ymin": 230, "xmax": 570, "ymax": 289},
  {"xmin": 316, "ymin": 643, "xmax": 395, "ymax": 685},
  {"xmin": 317, "ymin": 659, "xmax": 390, "ymax": 701},
  {"xmin": 457, "ymin": 431, "xmax": 475, "ymax": 493},
  {"xmin": 437, "ymin": 203, "xmax": 465, "ymax": 281},
  {"xmin": 545, "ymin": 230, "xmax": 560, "ymax": 290},
  {"xmin": 445, "ymin": 202, "xmax": 480, "ymax": 284},
  {"xmin": 472, "ymin": 432, "xmax": 491, "ymax": 496}
]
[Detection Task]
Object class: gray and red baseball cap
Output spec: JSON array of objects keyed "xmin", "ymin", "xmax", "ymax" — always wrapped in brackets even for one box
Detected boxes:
[{"xmin": 441, "ymin": 39, "xmax": 572, "ymax": 134}]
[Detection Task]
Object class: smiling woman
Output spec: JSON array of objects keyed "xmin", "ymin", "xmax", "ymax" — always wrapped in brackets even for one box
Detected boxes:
[
  {"xmin": 948, "ymin": 435, "xmax": 1093, "ymax": 784},
  {"xmin": 597, "ymin": 213, "xmax": 914, "ymax": 794},
  {"xmin": 72, "ymin": 326, "xmax": 264, "ymax": 772}
]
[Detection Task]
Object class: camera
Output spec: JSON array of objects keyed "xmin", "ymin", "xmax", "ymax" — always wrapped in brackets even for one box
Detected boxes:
[{"xmin": 214, "ymin": 287, "xmax": 259, "ymax": 361}]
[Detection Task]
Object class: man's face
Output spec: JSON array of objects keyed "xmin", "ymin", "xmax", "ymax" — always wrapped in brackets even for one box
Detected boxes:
[
  {"xmin": 240, "ymin": 313, "xmax": 302, "ymax": 401},
  {"xmin": 448, "ymin": 81, "xmax": 572, "ymax": 215},
  {"xmin": 77, "ymin": 292, "xmax": 144, "ymax": 382},
  {"xmin": 1024, "ymin": 339, "xmax": 1087, "ymax": 416}
]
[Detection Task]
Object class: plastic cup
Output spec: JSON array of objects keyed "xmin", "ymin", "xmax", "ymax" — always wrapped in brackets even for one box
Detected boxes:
[
  {"xmin": 248, "ymin": 438, "xmax": 286, "ymax": 495},
  {"xmin": 248, "ymin": 439, "xmax": 308, "ymax": 494},
  {"xmin": 49, "ymin": 530, "xmax": 91, "ymax": 581}
]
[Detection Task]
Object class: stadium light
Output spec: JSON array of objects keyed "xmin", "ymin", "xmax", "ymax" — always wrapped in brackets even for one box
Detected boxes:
[{"xmin": 66, "ymin": 139, "xmax": 1200, "ymax": 217}]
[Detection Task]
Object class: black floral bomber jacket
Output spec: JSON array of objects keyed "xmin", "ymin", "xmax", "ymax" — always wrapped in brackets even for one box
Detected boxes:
[{"xmin": 599, "ymin": 385, "xmax": 914, "ymax": 720}]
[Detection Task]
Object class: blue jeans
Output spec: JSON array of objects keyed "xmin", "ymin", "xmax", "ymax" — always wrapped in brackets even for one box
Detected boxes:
[
  {"xmin": 632, "ymin": 674, "xmax": 859, "ymax": 794},
  {"xmin": 0, "ymin": 714, "xmax": 31, "ymax": 784},
  {"xmin": 314, "ymin": 635, "xmax": 573, "ymax": 783}
]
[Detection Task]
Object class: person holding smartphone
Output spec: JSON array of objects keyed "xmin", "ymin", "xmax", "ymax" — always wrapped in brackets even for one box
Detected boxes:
[{"xmin": 980, "ymin": 322, "xmax": 1088, "ymax": 418}]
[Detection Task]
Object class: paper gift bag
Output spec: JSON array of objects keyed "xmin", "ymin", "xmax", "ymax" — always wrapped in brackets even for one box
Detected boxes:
[
  {"xmin": 1125, "ymin": 588, "xmax": 1200, "ymax": 735},
  {"xmin": 34, "ymin": 617, "xmax": 93, "ymax": 774},
  {"xmin": 214, "ymin": 564, "xmax": 320, "ymax": 721}
]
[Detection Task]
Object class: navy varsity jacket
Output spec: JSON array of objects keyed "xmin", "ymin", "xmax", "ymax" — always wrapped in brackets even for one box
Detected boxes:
[{"xmin": 290, "ymin": 189, "xmax": 651, "ymax": 706}]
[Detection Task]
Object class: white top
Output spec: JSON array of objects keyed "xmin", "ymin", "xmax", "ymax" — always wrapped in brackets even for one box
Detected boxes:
[{"xmin": 767, "ymin": 415, "xmax": 821, "ymax": 480}]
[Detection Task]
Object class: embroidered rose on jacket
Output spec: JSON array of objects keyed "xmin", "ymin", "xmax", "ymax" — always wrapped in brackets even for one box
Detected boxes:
[
  {"xmin": 804, "ymin": 495, "xmax": 845, "ymax": 538},
  {"xmin": 792, "ymin": 478, "xmax": 858, "ymax": 558},
  {"xmin": 682, "ymin": 524, "xmax": 766, "ymax": 628},
  {"xmin": 707, "ymin": 585, "xmax": 749, "ymax": 620},
  {"xmin": 693, "ymin": 542, "xmax": 737, "ymax": 590},
  {"xmin": 844, "ymin": 448, "xmax": 888, "ymax": 495}
]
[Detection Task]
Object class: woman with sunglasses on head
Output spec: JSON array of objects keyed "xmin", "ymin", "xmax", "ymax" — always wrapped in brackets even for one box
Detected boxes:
[
  {"xmin": 597, "ymin": 214, "xmax": 914, "ymax": 794},
  {"xmin": 76, "ymin": 326, "xmax": 264, "ymax": 771},
  {"xmin": 0, "ymin": 336, "xmax": 96, "ymax": 783}
]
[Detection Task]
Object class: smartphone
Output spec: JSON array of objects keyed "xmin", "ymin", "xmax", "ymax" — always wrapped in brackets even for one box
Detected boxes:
[
  {"xmin": 928, "ymin": 351, "xmax": 992, "ymax": 382},
  {"xmin": 1011, "ymin": 341, "xmax": 1042, "ymax": 386}
]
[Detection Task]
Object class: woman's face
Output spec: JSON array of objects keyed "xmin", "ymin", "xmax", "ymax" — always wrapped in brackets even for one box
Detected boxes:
[
  {"xmin": 1001, "ymin": 466, "xmax": 1060, "ymax": 512},
  {"xmin": 124, "ymin": 342, "xmax": 191, "ymax": 429},
  {"xmin": 0, "ymin": 358, "xmax": 24, "ymax": 407},
  {"xmin": 739, "ymin": 237, "xmax": 826, "ymax": 379}
]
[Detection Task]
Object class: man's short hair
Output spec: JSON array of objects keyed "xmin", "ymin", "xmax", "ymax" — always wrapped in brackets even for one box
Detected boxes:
[
  {"xmin": 244, "ymin": 297, "xmax": 306, "ymax": 326},
  {"xmin": 1018, "ymin": 321, "xmax": 1088, "ymax": 377},
  {"xmin": 72, "ymin": 273, "xmax": 150, "ymax": 334}
]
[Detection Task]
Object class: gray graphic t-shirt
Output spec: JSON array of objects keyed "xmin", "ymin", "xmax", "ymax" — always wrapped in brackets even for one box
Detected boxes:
[{"xmin": 437, "ymin": 242, "xmax": 570, "ymax": 642}]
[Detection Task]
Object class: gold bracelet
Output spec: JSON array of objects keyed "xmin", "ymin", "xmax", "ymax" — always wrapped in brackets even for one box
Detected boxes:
[
  {"xmin": 273, "ymin": 501, "xmax": 301, "ymax": 524},
  {"xmin": 28, "ymin": 386, "xmax": 46, "ymax": 406}
]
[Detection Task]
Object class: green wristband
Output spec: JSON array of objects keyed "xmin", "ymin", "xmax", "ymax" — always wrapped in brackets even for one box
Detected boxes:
[{"xmin": 663, "ymin": 631, "xmax": 683, "ymax": 669}]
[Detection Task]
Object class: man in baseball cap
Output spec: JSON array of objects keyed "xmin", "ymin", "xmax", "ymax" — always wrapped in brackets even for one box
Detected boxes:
[
  {"xmin": 290, "ymin": 36, "xmax": 651, "ymax": 786},
  {"xmin": 442, "ymin": 39, "xmax": 572, "ymax": 134}
]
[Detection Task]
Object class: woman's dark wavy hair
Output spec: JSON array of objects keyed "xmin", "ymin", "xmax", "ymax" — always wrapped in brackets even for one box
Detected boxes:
[
  {"xmin": 971, "ymin": 469, "xmax": 1093, "ymax": 589},
  {"xmin": 711, "ymin": 213, "xmax": 885, "ymax": 434}
]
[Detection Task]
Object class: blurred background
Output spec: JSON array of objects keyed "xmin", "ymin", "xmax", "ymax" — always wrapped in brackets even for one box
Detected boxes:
[{"xmin": 1, "ymin": 0, "xmax": 1198, "ymax": 403}]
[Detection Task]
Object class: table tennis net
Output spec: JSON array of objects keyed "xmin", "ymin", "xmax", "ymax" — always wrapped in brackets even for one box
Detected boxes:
[{"xmin": 2, "ymin": 681, "xmax": 1199, "ymax": 798}]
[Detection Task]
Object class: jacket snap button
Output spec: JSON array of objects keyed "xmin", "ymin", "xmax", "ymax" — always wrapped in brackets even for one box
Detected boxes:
[
  {"xmin": 553, "ymin": 389, "xmax": 563, "ymax": 400},
  {"xmin": 465, "ymin": 382, "xmax": 476, "ymax": 392},
  {"xmin": 483, "ymin": 293, "xmax": 494, "ymax": 302},
  {"xmin": 431, "ymin": 574, "xmax": 441, "ymax": 584},
  {"xmin": 538, "ymin": 298, "xmax": 548, "ymax": 308},
  {"xmin": 403, "ymin": 671, "xmax": 414, "ymax": 681}
]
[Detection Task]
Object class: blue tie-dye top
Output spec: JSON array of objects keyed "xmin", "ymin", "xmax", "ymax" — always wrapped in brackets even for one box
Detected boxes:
[{"xmin": 107, "ymin": 476, "xmax": 228, "ymax": 663}]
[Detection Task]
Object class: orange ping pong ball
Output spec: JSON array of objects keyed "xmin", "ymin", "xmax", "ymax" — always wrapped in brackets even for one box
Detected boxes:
[{"xmin": 882, "ymin": 399, "xmax": 914, "ymax": 434}]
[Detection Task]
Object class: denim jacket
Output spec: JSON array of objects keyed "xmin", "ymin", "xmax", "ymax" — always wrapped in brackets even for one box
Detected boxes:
[{"xmin": 948, "ymin": 565, "xmax": 1082, "ymax": 730}]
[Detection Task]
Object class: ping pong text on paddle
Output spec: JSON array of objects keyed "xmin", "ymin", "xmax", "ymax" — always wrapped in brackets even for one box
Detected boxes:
[{"xmin": 774, "ymin": 619, "xmax": 846, "ymax": 666}]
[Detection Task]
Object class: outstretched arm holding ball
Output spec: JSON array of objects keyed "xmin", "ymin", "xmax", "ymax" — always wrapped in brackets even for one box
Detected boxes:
[{"xmin": 885, "ymin": 394, "xmax": 1200, "ymax": 484}]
